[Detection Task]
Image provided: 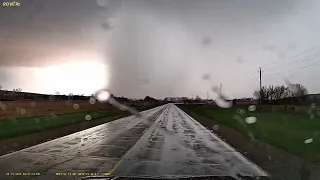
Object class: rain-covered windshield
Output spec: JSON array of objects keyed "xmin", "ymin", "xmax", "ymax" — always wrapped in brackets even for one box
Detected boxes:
[{"xmin": 0, "ymin": 0, "xmax": 319, "ymax": 180}]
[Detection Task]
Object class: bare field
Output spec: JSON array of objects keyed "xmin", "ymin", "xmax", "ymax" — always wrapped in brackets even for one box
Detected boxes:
[{"xmin": 0, "ymin": 100, "xmax": 114, "ymax": 120}]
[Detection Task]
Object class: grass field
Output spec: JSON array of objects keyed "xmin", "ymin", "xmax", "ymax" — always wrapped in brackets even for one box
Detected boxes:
[
  {"xmin": 0, "ymin": 109, "xmax": 123, "ymax": 140},
  {"xmin": 188, "ymin": 106, "xmax": 320, "ymax": 162},
  {"xmin": 0, "ymin": 102, "xmax": 161, "ymax": 140}
]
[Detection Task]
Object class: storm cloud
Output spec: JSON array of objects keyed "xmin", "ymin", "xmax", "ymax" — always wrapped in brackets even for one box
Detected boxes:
[{"xmin": 1, "ymin": 0, "xmax": 320, "ymax": 98}]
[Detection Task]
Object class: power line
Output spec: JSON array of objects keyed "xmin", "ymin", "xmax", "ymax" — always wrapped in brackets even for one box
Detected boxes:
[
  {"xmin": 261, "ymin": 47, "xmax": 318, "ymax": 68},
  {"xmin": 261, "ymin": 52, "xmax": 320, "ymax": 74},
  {"xmin": 263, "ymin": 61, "xmax": 320, "ymax": 77}
]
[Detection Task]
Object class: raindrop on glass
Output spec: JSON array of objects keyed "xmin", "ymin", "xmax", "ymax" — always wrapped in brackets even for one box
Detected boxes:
[
  {"xmin": 73, "ymin": 104, "xmax": 79, "ymax": 110},
  {"xmin": 248, "ymin": 105, "xmax": 256, "ymax": 112},
  {"xmin": 11, "ymin": 119, "xmax": 17, "ymax": 124},
  {"xmin": 304, "ymin": 138, "xmax": 313, "ymax": 144},
  {"xmin": 202, "ymin": 74, "xmax": 211, "ymax": 80},
  {"xmin": 34, "ymin": 118, "xmax": 40, "ymax": 123},
  {"xmin": 20, "ymin": 109, "xmax": 26, "ymax": 114},
  {"xmin": 237, "ymin": 108, "xmax": 246, "ymax": 115},
  {"xmin": 311, "ymin": 103, "xmax": 316, "ymax": 109},
  {"xmin": 202, "ymin": 37, "xmax": 212, "ymax": 45},
  {"xmin": 30, "ymin": 101, "xmax": 36, "ymax": 107},
  {"xmin": 50, "ymin": 114, "xmax": 57, "ymax": 119},
  {"xmin": 89, "ymin": 97, "xmax": 96, "ymax": 104},
  {"xmin": 16, "ymin": 107, "xmax": 21, "ymax": 113},
  {"xmin": 213, "ymin": 125, "xmax": 219, "ymax": 131},
  {"xmin": 248, "ymin": 132, "xmax": 255, "ymax": 141},
  {"xmin": 233, "ymin": 114, "xmax": 242, "ymax": 121},
  {"xmin": 268, "ymin": 156, "xmax": 272, "ymax": 160},
  {"xmin": 0, "ymin": 103, "xmax": 6, "ymax": 110},
  {"xmin": 68, "ymin": 93, "xmax": 73, "ymax": 101},
  {"xmin": 95, "ymin": 89, "xmax": 111, "ymax": 103},
  {"xmin": 96, "ymin": 0, "xmax": 108, "ymax": 7},
  {"xmin": 49, "ymin": 95, "xmax": 55, "ymax": 101},
  {"xmin": 310, "ymin": 114, "xmax": 315, "ymax": 119},
  {"xmin": 236, "ymin": 57, "xmax": 244, "ymax": 64},
  {"xmin": 245, "ymin": 116, "xmax": 257, "ymax": 124},
  {"xmin": 85, "ymin": 115, "xmax": 92, "ymax": 121}
]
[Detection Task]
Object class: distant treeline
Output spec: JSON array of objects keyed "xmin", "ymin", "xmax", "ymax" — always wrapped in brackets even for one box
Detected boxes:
[{"xmin": 0, "ymin": 90, "xmax": 89, "ymax": 101}]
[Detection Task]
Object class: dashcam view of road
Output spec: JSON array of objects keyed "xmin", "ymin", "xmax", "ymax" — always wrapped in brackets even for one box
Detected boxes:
[
  {"xmin": 1, "ymin": 0, "xmax": 320, "ymax": 180},
  {"xmin": 0, "ymin": 104, "xmax": 267, "ymax": 180}
]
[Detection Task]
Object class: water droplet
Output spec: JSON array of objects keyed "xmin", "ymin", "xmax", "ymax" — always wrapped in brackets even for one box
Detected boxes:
[
  {"xmin": 85, "ymin": 115, "xmax": 92, "ymax": 121},
  {"xmin": 34, "ymin": 118, "xmax": 40, "ymax": 123},
  {"xmin": 97, "ymin": 0, "xmax": 109, "ymax": 7},
  {"xmin": 245, "ymin": 116, "xmax": 257, "ymax": 124},
  {"xmin": 237, "ymin": 108, "xmax": 246, "ymax": 115},
  {"xmin": 248, "ymin": 105, "xmax": 256, "ymax": 112},
  {"xmin": 89, "ymin": 97, "xmax": 96, "ymax": 104},
  {"xmin": 202, "ymin": 74, "xmax": 211, "ymax": 80},
  {"xmin": 310, "ymin": 114, "xmax": 315, "ymax": 119},
  {"xmin": 236, "ymin": 57, "xmax": 244, "ymax": 64},
  {"xmin": 118, "ymin": 104, "xmax": 128, "ymax": 111},
  {"xmin": 30, "ymin": 101, "xmax": 36, "ymax": 107},
  {"xmin": 304, "ymin": 138, "xmax": 313, "ymax": 144},
  {"xmin": 248, "ymin": 132, "xmax": 255, "ymax": 141},
  {"xmin": 268, "ymin": 156, "xmax": 272, "ymax": 160},
  {"xmin": 11, "ymin": 119, "xmax": 17, "ymax": 124},
  {"xmin": 213, "ymin": 125, "xmax": 219, "ymax": 131},
  {"xmin": 20, "ymin": 109, "xmax": 26, "ymax": 114},
  {"xmin": 95, "ymin": 90, "xmax": 111, "ymax": 103},
  {"xmin": 50, "ymin": 114, "xmax": 57, "ymax": 119},
  {"xmin": 233, "ymin": 114, "xmax": 242, "ymax": 121},
  {"xmin": 311, "ymin": 103, "xmax": 316, "ymax": 109},
  {"xmin": 68, "ymin": 93, "xmax": 73, "ymax": 101},
  {"xmin": 73, "ymin": 104, "xmax": 79, "ymax": 110},
  {"xmin": 202, "ymin": 37, "xmax": 212, "ymax": 45},
  {"xmin": 0, "ymin": 103, "xmax": 6, "ymax": 110},
  {"xmin": 49, "ymin": 95, "xmax": 55, "ymax": 101}
]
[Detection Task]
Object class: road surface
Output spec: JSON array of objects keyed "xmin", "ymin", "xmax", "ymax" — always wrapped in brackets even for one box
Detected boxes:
[{"xmin": 0, "ymin": 104, "xmax": 268, "ymax": 179}]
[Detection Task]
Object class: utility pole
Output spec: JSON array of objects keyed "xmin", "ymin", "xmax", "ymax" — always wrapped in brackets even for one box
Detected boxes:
[
  {"xmin": 259, "ymin": 67, "xmax": 262, "ymax": 110},
  {"xmin": 207, "ymin": 91, "xmax": 209, "ymax": 100},
  {"xmin": 219, "ymin": 83, "xmax": 223, "ymax": 93}
]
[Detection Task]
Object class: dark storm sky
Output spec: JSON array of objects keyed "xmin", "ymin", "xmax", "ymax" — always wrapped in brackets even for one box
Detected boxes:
[{"xmin": 1, "ymin": 0, "xmax": 320, "ymax": 98}]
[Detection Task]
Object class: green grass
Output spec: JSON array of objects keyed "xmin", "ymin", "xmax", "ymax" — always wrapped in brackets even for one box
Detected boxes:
[
  {"xmin": 0, "ymin": 109, "xmax": 123, "ymax": 140},
  {"xmin": 188, "ymin": 106, "xmax": 320, "ymax": 162}
]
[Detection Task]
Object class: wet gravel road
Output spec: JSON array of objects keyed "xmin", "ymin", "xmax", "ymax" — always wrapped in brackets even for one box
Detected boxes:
[{"xmin": 0, "ymin": 104, "xmax": 267, "ymax": 179}]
